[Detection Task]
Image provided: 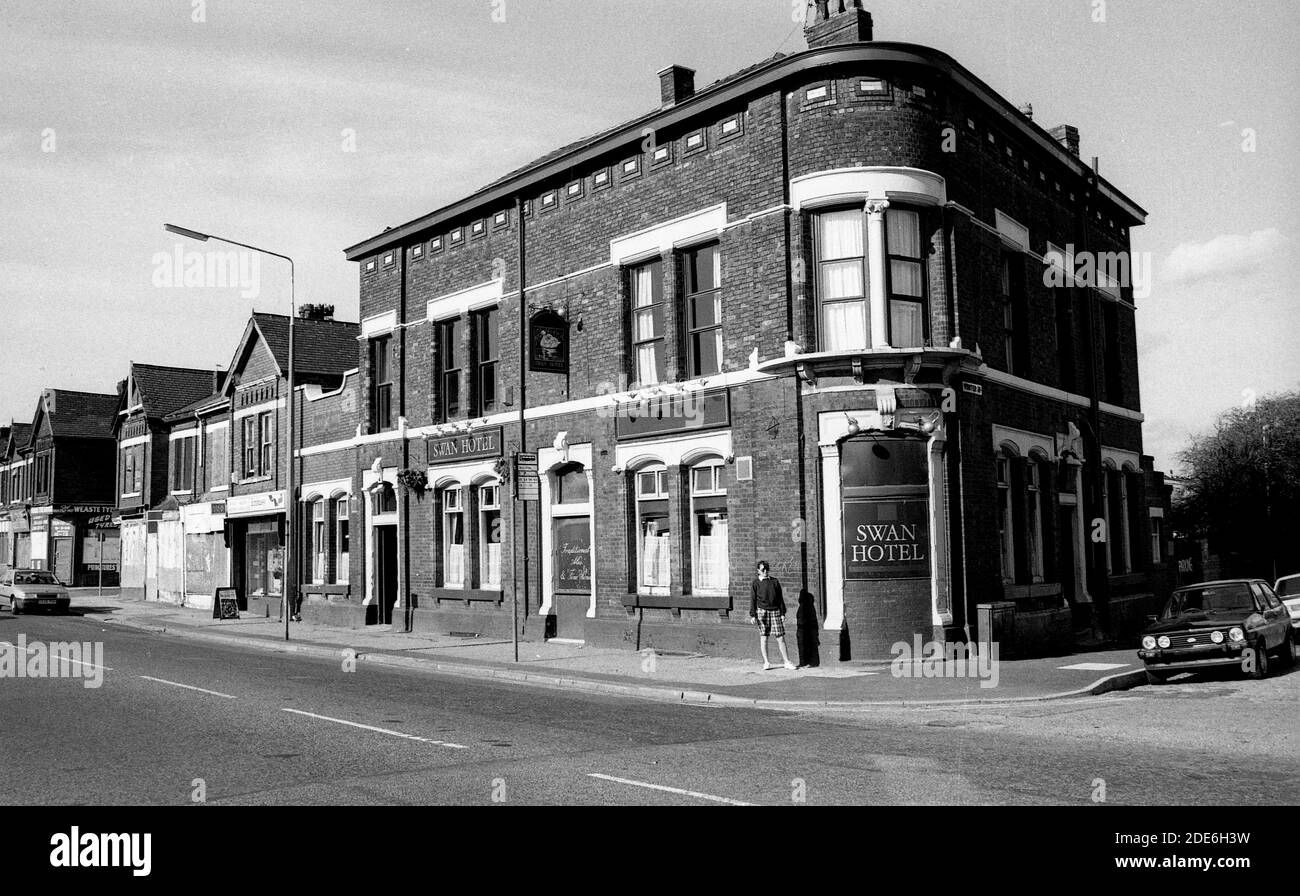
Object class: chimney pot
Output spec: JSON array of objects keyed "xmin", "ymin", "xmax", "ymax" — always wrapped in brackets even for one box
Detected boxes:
[
  {"xmin": 1018, "ymin": 102, "xmax": 1033, "ymax": 120},
  {"xmin": 658, "ymin": 65, "xmax": 696, "ymax": 108}
]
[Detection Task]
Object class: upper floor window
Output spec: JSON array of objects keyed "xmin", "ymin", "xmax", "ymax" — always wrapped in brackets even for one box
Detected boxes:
[
  {"xmin": 629, "ymin": 259, "xmax": 665, "ymax": 386},
  {"xmin": 242, "ymin": 416, "xmax": 258, "ymax": 478},
  {"xmin": 370, "ymin": 334, "xmax": 394, "ymax": 432},
  {"xmin": 34, "ymin": 454, "xmax": 51, "ymax": 495},
  {"xmin": 170, "ymin": 436, "xmax": 196, "ymax": 493},
  {"xmin": 242, "ymin": 412, "xmax": 273, "ymax": 479},
  {"xmin": 684, "ymin": 244, "xmax": 722, "ymax": 378},
  {"xmin": 885, "ymin": 209, "xmax": 925, "ymax": 348},
  {"xmin": 473, "ymin": 307, "xmax": 499, "ymax": 416},
  {"xmin": 1001, "ymin": 253, "xmax": 1028, "ymax": 377},
  {"xmin": 258, "ymin": 411, "xmax": 274, "ymax": 477},
  {"xmin": 205, "ymin": 425, "xmax": 228, "ymax": 491},
  {"xmin": 814, "ymin": 209, "xmax": 868, "ymax": 352},
  {"xmin": 438, "ymin": 318, "xmax": 465, "ymax": 421},
  {"xmin": 1101, "ymin": 302, "xmax": 1124, "ymax": 405},
  {"xmin": 122, "ymin": 445, "xmax": 144, "ymax": 496}
]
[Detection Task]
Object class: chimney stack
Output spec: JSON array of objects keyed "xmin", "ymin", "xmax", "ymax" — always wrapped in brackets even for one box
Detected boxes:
[
  {"xmin": 1049, "ymin": 124, "xmax": 1081, "ymax": 157},
  {"xmin": 805, "ymin": 1, "xmax": 874, "ymax": 48},
  {"xmin": 1018, "ymin": 102, "xmax": 1034, "ymax": 121},
  {"xmin": 658, "ymin": 65, "xmax": 696, "ymax": 108}
]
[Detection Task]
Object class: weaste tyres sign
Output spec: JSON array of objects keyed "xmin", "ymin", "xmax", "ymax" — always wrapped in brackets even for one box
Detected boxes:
[{"xmin": 843, "ymin": 499, "xmax": 930, "ymax": 580}]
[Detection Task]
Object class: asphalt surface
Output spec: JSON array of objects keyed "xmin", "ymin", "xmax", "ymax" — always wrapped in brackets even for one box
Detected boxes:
[{"xmin": 2, "ymin": 610, "xmax": 1297, "ymax": 806}]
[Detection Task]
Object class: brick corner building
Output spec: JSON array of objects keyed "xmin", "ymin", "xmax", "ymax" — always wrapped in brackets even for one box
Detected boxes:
[{"xmin": 338, "ymin": 4, "xmax": 1173, "ymax": 659}]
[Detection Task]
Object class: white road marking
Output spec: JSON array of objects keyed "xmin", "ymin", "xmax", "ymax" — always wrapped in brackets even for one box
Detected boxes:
[
  {"xmin": 1057, "ymin": 662, "xmax": 1131, "ymax": 671},
  {"xmin": 281, "ymin": 708, "xmax": 469, "ymax": 750},
  {"xmin": 139, "ymin": 676, "xmax": 237, "ymax": 699},
  {"xmin": 587, "ymin": 773, "xmax": 754, "ymax": 806},
  {"xmin": 12, "ymin": 643, "xmax": 112, "ymax": 672}
]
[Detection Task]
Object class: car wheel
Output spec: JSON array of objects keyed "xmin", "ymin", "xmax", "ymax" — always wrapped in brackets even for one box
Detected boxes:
[
  {"xmin": 1247, "ymin": 639, "xmax": 1271, "ymax": 679},
  {"xmin": 1146, "ymin": 668, "xmax": 1168, "ymax": 685},
  {"xmin": 1278, "ymin": 630, "xmax": 1297, "ymax": 670},
  {"xmin": 10, "ymin": 600, "xmax": 20, "ymax": 615}
]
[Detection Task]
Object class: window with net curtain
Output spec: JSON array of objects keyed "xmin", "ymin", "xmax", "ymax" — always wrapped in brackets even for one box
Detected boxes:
[
  {"xmin": 636, "ymin": 467, "xmax": 670, "ymax": 593},
  {"xmin": 334, "ymin": 497, "xmax": 349, "ymax": 584},
  {"xmin": 886, "ymin": 208, "xmax": 926, "ymax": 348},
  {"xmin": 630, "ymin": 259, "xmax": 665, "ymax": 385},
  {"xmin": 479, "ymin": 483, "xmax": 501, "ymax": 589},
  {"xmin": 443, "ymin": 486, "xmax": 465, "ymax": 586},
  {"xmin": 816, "ymin": 209, "xmax": 868, "ymax": 351},
  {"xmin": 691, "ymin": 460, "xmax": 729, "ymax": 594}
]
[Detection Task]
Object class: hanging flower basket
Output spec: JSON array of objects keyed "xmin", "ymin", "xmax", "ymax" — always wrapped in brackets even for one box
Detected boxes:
[{"xmin": 396, "ymin": 468, "xmax": 427, "ymax": 495}]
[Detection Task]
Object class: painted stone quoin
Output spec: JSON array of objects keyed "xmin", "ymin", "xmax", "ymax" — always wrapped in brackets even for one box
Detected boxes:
[{"xmin": 331, "ymin": 4, "xmax": 1173, "ymax": 659}]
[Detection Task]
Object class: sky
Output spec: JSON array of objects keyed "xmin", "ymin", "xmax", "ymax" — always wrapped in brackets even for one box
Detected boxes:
[{"xmin": 1, "ymin": 0, "xmax": 1296, "ymax": 474}]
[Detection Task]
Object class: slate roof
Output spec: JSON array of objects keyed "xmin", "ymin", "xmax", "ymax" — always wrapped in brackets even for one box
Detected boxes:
[
  {"xmin": 131, "ymin": 363, "xmax": 226, "ymax": 420},
  {"xmin": 163, "ymin": 391, "xmax": 229, "ymax": 424},
  {"xmin": 249, "ymin": 314, "xmax": 361, "ymax": 380},
  {"xmin": 5, "ymin": 423, "xmax": 32, "ymax": 455},
  {"xmin": 39, "ymin": 391, "xmax": 120, "ymax": 440}
]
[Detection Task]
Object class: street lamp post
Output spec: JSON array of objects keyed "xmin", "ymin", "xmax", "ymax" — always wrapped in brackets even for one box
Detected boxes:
[
  {"xmin": 1262, "ymin": 423, "xmax": 1276, "ymax": 583},
  {"xmin": 164, "ymin": 224, "xmax": 296, "ymax": 642}
]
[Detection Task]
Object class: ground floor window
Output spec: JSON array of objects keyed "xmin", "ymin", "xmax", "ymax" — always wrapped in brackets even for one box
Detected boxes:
[
  {"xmin": 690, "ymin": 460, "xmax": 729, "ymax": 594},
  {"xmin": 479, "ymin": 484, "xmax": 501, "ymax": 589},
  {"xmin": 335, "ymin": 497, "xmax": 350, "ymax": 584},
  {"xmin": 443, "ymin": 486, "xmax": 464, "ymax": 586},
  {"xmin": 635, "ymin": 466, "xmax": 670, "ymax": 594}
]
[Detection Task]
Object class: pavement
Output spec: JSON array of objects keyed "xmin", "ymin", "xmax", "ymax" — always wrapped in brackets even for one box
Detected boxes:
[{"xmin": 61, "ymin": 588, "xmax": 1148, "ymax": 708}]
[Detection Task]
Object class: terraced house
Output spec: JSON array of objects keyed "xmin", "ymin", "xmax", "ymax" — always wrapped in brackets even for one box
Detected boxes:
[{"xmin": 331, "ymin": 3, "xmax": 1176, "ymax": 659}]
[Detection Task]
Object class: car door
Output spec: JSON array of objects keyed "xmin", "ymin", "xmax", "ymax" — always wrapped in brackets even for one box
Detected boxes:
[{"xmin": 1256, "ymin": 582, "xmax": 1289, "ymax": 647}]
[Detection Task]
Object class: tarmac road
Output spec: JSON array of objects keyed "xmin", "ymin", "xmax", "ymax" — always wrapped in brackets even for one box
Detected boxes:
[{"xmin": 1, "ymin": 611, "xmax": 1297, "ymax": 806}]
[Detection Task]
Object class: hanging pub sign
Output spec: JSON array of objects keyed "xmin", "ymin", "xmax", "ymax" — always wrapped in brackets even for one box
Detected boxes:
[
  {"xmin": 843, "ymin": 498, "xmax": 930, "ymax": 580},
  {"xmin": 529, "ymin": 308, "xmax": 569, "ymax": 374}
]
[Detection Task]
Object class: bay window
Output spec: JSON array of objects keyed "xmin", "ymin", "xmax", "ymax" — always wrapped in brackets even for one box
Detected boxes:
[
  {"xmin": 814, "ymin": 209, "xmax": 868, "ymax": 351},
  {"xmin": 885, "ymin": 209, "xmax": 925, "ymax": 347}
]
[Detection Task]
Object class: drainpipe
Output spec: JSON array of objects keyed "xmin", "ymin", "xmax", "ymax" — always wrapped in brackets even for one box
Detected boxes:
[
  {"xmin": 944, "ymin": 206, "xmax": 972, "ymax": 644},
  {"xmin": 399, "ymin": 239, "xmax": 412, "ymax": 632}
]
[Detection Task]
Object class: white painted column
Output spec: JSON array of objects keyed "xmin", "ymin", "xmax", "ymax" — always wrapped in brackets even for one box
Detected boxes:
[
  {"xmin": 927, "ymin": 432, "xmax": 951, "ymax": 627},
  {"xmin": 1073, "ymin": 463, "xmax": 1091, "ymax": 604},
  {"xmin": 866, "ymin": 199, "xmax": 892, "ymax": 349},
  {"xmin": 820, "ymin": 443, "xmax": 844, "ymax": 631}
]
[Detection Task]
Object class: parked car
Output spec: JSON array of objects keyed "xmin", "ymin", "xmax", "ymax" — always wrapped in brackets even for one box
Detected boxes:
[
  {"xmin": 0, "ymin": 568, "xmax": 71, "ymax": 615},
  {"xmin": 1275, "ymin": 574, "xmax": 1300, "ymax": 630},
  {"xmin": 1138, "ymin": 579, "xmax": 1296, "ymax": 684}
]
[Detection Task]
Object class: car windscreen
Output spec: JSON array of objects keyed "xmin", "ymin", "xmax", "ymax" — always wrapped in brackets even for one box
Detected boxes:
[
  {"xmin": 1162, "ymin": 584, "xmax": 1256, "ymax": 618},
  {"xmin": 14, "ymin": 571, "xmax": 58, "ymax": 585},
  {"xmin": 1277, "ymin": 577, "xmax": 1300, "ymax": 598}
]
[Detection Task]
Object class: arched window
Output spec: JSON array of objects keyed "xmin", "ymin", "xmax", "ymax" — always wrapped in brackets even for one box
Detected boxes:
[
  {"xmin": 479, "ymin": 483, "xmax": 501, "ymax": 589},
  {"xmin": 374, "ymin": 482, "xmax": 397, "ymax": 516},
  {"xmin": 997, "ymin": 447, "xmax": 1016, "ymax": 583},
  {"xmin": 311, "ymin": 498, "xmax": 327, "ymax": 584},
  {"xmin": 443, "ymin": 486, "xmax": 464, "ymax": 586},
  {"xmin": 690, "ymin": 459, "xmax": 729, "ymax": 594},
  {"xmin": 635, "ymin": 465, "xmax": 670, "ymax": 594}
]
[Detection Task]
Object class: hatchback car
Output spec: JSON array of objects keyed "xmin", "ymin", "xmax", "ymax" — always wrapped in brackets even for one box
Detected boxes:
[
  {"xmin": 1137, "ymin": 579, "xmax": 1296, "ymax": 684},
  {"xmin": 1275, "ymin": 574, "xmax": 1300, "ymax": 630},
  {"xmin": 0, "ymin": 568, "xmax": 71, "ymax": 614}
]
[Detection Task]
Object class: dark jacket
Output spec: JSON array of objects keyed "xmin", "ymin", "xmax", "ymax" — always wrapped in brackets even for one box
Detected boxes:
[{"xmin": 749, "ymin": 576, "xmax": 786, "ymax": 617}]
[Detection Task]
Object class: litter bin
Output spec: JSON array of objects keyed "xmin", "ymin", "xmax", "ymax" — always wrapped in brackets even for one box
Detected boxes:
[{"xmin": 976, "ymin": 601, "xmax": 1016, "ymax": 657}]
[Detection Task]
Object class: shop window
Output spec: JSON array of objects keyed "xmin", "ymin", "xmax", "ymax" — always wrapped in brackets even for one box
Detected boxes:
[
  {"xmin": 443, "ymin": 486, "xmax": 464, "ymax": 586},
  {"xmin": 885, "ymin": 209, "xmax": 925, "ymax": 348},
  {"xmin": 629, "ymin": 259, "xmax": 665, "ymax": 386},
  {"xmin": 814, "ymin": 209, "xmax": 868, "ymax": 351},
  {"xmin": 684, "ymin": 243, "xmax": 723, "ymax": 378},
  {"xmin": 690, "ymin": 460, "xmax": 729, "ymax": 594},
  {"xmin": 479, "ymin": 484, "xmax": 501, "ymax": 589},
  {"xmin": 635, "ymin": 466, "xmax": 670, "ymax": 594},
  {"xmin": 335, "ymin": 497, "xmax": 350, "ymax": 584}
]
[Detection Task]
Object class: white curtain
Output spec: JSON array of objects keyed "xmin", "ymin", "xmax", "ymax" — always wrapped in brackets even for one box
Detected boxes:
[
  {"xmin": 822, "ymin": 301, "xmax": 868, "ymax": 352},
  {"xmin": 483, "ymin": 543, "xmax": 501, "ymax": 588},
  {"xmin": 635, "ymin": 341, "xmax": 659, "ymax": 384},
  {"xmin": 640, "ymin": 526, "xmax": 670, "ymax": 589},
  {"xmin": 446, "ymin": 514, "xmax": 464, "ymax": 585},
  {"xmin": 819, "ymin": 210, "xmax": 864, "ymax": 259},
  {"xmin": 890, "ymin": 301, "xmax": 924, "ymax": 348},
  {"xmin": 694, "ymin": 517, "xmax": 729, "ymax": 592},
  {"xmin": 886, "ymin": 209, "xmax": 921, "ymax": 256}
]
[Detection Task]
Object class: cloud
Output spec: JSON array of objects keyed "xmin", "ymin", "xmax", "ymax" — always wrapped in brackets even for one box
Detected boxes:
[{"xmin": 1159, "ymin": 228, "xmax": 1287, "ymax": 285}]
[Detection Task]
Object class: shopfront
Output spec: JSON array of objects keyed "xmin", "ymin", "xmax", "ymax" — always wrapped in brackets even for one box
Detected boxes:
[{"xmin": 226, "ymin": 490, "xmax": 287, "ymax": 611}]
